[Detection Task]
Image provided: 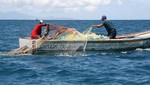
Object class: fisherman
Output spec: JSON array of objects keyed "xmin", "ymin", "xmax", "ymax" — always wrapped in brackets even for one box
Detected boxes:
[
  {"xmin": 92, "ymin": 15, "xmax": 117, "ymax": 39},
  {"xmin": 31, "ymin": 20, "xmax": 48, "ymax": 39}
]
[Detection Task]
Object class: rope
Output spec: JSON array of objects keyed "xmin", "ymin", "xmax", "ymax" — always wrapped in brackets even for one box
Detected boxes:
[
  {"xmin": 82, "ymin": 26, "xmax": 93, "ymax": 51},
  {"xmin": 83, "ymin": 36, "xmax": 88, "ymax": 52},
  {"xmin": 83, "ymin": 26, "xmax": 93, "ymax": 34}
]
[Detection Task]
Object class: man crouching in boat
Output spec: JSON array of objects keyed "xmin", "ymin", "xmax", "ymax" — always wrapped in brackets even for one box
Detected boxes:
[
  {"xmin": 31, "ymin": 20, "xmax": 49, "ymax": 39},
  {"xmin": 92, "ymin": 15, "xmax": 117, "ymax": 39}
]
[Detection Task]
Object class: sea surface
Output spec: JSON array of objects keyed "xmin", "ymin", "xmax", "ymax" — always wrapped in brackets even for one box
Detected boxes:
[{"xmin": 0, "ymin": 20, "xmax": 150, "ymax": 85}]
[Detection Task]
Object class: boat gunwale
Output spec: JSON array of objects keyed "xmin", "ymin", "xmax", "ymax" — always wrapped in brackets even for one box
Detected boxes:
[
  {"xmin": 40, "ymin": 37, "xmax": 150, "ymax": 43},
  {"xmin": 20, "ymin": 36, "xmax": 150, "ymax": 43}
]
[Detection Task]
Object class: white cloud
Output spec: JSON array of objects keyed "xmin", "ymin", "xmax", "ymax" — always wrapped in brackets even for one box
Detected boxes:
[
  {"xmin": 101, "ymin": 0, "xmax": 111, "ymax": 5},
  {"xmin": 85, "ymin": 6, "xmax": 97, "ymax": 12},
  {"xmin": 33, "ymin": 0, "xmax": 49, "ymax": 6},
  {"xmin": 64, "ymin": 7, "xmax": 80, "ymax": 12},
  {"xmin": 0, "ymin": 0, "xmax": 113, "ymax": 13},
  {"xmin": 1, "ymin": 0, "xmax": 150, "ymax": 19},
  {"xmin": 117, "ymin": 0, "xmax": 122, "ymax": 6},
  {"xmin": 1, "ymin": 0, "xmax": 16, "ymax": 3}
]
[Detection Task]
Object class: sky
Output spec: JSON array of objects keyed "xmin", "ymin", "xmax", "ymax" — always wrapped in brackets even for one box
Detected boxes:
[{"xmin": 0, "ymin": 0, "xmax": 150, "ymax": 20}]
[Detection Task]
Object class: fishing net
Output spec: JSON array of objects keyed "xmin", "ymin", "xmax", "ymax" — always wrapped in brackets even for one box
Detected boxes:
[
  {"xmin": 52, "ymin": 26, "xmax": 109, "ymax": 41},
  {"xmin": 7, "ymin": 37, "xmax": 46, "ymax": 55},
  {"xmin": 50, "ymin": 26, "xmax": 109, "ymax": 52},
  {"xmin": 52, "ymin": 32, "xmax": 85, "ymax": 52},
  {"xmin": 7, "ymin": 25, "xmax": 109, "ymax": 55},
  {"xmin": 83, "ymin": 26, "xmax": 93, "ymax": 34}
]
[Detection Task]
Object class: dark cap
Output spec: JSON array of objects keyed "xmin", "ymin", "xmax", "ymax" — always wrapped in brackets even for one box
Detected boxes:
[{"xmin": 101, "ymin": 15, "xmax": 107, "ymax": 20}]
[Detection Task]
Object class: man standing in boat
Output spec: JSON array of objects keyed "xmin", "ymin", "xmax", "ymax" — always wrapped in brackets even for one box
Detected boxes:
[
  {"xmin": 31, "ymin": 20, "xmax": 48, "ymax": 39},
  {"xmin": 92, "ymin": 15, "xmax": 117, "ymax": 39}
]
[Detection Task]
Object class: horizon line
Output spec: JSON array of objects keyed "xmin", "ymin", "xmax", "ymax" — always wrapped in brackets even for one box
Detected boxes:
[{"xmin": 0, "ymin": 19, "xmax": 150, "ymax": 21}]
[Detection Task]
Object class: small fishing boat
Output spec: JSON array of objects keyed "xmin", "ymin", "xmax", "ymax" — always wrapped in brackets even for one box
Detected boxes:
[{"xmin": 19, "ymin": 30, "xmax": 150, "ymax": 53}]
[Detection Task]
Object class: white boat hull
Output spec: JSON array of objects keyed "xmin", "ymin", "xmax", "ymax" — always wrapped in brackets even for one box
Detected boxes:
[{"xmin": 19, "ymin": 36, "xmax": 150, "ymax": 53}]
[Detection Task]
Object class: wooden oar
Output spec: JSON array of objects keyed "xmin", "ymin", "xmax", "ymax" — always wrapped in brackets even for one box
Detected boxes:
[{"xmin": 116, "ymin": 30, "xmax": 150, "ymax": 39}]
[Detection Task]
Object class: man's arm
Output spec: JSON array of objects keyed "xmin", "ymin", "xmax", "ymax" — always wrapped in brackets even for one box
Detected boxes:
[{"xmin": 92, "ymin": 23, "xmax": 103, "ymax": 28}]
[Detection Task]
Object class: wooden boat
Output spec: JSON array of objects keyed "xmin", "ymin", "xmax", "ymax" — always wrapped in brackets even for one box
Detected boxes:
[{"xmin": 19, "ymin": 30, "xmax": 150, "ymax": 53}]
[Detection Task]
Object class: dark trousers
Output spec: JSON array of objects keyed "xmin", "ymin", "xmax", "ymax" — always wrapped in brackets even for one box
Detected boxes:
[{"xmin": 108, "ymin": 28, "xmax": 117, "ymax": 39}]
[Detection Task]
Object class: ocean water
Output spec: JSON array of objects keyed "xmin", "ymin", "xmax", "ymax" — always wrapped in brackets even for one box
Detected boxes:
[{"xmin": 0, "ymin": 20, "xmax": 150, "ymax": 85}]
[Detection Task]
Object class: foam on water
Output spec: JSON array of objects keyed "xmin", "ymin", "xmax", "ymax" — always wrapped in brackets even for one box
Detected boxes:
[
  {"xmin": 121, "ymin": 51, "xmax": 128, "ymax": 54},
  {"xmin": 55, "ymin": 52, "xmax": 92, "ymax": 57},
  {"xmin": 136, "ymin": 48, "xmax": 150, "ymax": 51}
]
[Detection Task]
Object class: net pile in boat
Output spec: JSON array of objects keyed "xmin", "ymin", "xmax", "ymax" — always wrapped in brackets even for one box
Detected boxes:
[
  {"xmin": 53, "ymin": 31, "xmax": 109, "ymax": 40},
  {"xmin": 50, "ymin": 28, "xmax": 109, "ymax": 52}
]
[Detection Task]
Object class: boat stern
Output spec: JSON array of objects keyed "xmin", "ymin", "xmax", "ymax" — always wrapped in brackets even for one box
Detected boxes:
[{"xmin": 19, "ymin": 38, "xmax": 35, "ymax": 48}]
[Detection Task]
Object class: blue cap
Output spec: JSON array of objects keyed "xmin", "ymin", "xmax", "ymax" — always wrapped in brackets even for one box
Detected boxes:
[{"xmin": 101, "ymin": 15, "xmax": 107, "ymax": 20}]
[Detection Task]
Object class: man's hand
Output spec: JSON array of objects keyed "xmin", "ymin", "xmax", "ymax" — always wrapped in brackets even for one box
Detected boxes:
[
  {"xmin": 92, "ymin": 24, "xmax": 103, "ymax": 28},
  {"xmin": 92, "ymin": 25, "xmax": 96, "ymax": 27}
]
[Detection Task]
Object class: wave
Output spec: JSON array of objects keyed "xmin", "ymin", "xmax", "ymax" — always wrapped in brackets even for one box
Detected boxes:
[
  {"xmin": 136, "ymin": 48, "xmax": 150, "ymax": 51},
  {"xmin": 55, "ymin": 51, "xmax": 93, "ymax": 57}
]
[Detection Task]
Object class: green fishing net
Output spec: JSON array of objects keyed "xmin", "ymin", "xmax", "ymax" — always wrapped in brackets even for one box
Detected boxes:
[{"xmin": 52, "ymin": 26, "xmax": 109, "ymax": 40}]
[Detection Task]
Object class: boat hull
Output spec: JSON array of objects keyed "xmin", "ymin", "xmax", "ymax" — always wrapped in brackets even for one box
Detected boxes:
[{"xmin": 19, "ymin": 37, "xmax": 150, "ymax": 53}]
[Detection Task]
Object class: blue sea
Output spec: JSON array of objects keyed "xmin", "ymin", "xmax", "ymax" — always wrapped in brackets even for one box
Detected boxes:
[{"xmin": 0, "ymin": 20, "xmax": 150, "ymax": 85}]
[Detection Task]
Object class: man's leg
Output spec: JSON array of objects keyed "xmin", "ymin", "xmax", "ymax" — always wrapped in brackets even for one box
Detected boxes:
[{"xmin": 109, "ymin": 29, "xmax": 117, "ymax": 39}]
